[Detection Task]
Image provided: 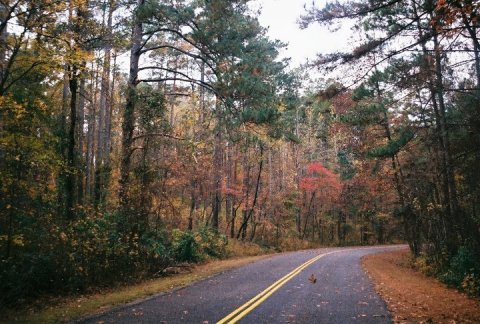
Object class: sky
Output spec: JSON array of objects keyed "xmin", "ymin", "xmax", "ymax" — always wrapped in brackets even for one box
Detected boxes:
[{"xmin": 254, "ymin": 0, "xmax": 353, "ymax": 68}]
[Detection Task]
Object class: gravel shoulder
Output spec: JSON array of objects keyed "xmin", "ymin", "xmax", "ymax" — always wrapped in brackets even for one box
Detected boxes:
[{"xmin": 362, "ymin": 249, "xmax": 480, "ymax": 323}]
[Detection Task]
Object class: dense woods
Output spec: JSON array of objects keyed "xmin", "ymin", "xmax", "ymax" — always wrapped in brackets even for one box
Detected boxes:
[{"xmin": 0, "ymin": 0, "xmax": 479, "ymax": 308}]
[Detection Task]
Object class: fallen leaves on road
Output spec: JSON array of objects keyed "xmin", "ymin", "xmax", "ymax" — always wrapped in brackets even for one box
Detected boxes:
[{"xmin": 362, "ymin": 249, "xmax": 480, "ymax": 323}]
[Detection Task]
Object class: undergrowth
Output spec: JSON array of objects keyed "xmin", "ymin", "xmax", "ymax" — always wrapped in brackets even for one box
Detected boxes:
[
  {"xmin": 0, "ymin": 211, "xmax": 228, "ymax": 311},
  {"xmin": 412, "ymin": 245, "xmax": 480, "ymax": 297}
]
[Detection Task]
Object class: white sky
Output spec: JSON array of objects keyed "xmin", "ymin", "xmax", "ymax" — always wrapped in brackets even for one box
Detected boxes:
[{"xmin": 254, "ymin": 0, "xmax": 354, "ymax": 68}]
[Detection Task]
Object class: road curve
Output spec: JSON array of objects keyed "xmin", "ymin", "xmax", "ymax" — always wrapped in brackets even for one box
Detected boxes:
[{"xmin": 77, "ymin": 245, "xmax": 405, "ymax": 324}]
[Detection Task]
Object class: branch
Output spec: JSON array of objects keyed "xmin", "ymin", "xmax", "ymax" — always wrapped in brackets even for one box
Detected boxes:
[
  {"xmin": 139, "ymin": 43, "xmax": 217, "ymax": 75},
  {"xmin": 0, "ymin": 0, "xmax": 21, "ymax": 35},
  {"xmin": 139, "ymin": 76, "xmax": 218, "ymax": 95},
  {"xmin": 2, "ymin": 61, "xmax": 47, "ymax": 94},
  {"xmin": 301, "ymin": 0, "xmax": 403, "ymax": 27},
  {"xmin": 141, "ymin": 27, "xmax": 216, "ymax": 63},
  {"xmin": 132, "ymin": 133, "xmax": 186, "ymax": 141}
]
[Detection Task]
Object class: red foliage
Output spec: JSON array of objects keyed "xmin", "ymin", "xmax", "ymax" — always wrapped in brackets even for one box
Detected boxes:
[
  {"xmin": 299, "ymin": 162, "xmax": 342, "ymax": 194},
  {"xmin": 331, "ymin": 91, "xmax": 355, "ymax": 115}
]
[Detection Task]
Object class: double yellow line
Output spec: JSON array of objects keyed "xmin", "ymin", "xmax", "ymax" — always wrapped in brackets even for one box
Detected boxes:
[{"xmin": 217, "ymin": 251, "xmax": 336, "ymax": 324}]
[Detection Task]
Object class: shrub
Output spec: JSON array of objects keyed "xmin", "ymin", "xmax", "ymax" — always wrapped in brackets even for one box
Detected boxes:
[
  {"xmin": 412, "ymin": 255, "xmax": 436, "ymax": 276},
  {"xmin": 140, "ymin": 231, "xmax": 172, "ymax": 274},
  {"xmin": 197, "ymin": 227, "xmax": 227, "ymax": 258},
  {"xmin": 171, "ymin": 228, "xmax": 227, "ymax": 262},
  {"xmin": 461, "ymin": 273, "xmax": 480, "ymax": 297},
  {"xmin": 172, "ymin": 229, "xmax": 202, "ymax": 262},
  {"xmin": 0, "ymin": 212, "xmax": 175, "ymax": 309},
  {"xmin": 441, "ymin": 245, "xmax": 480, "ymax": 297}
]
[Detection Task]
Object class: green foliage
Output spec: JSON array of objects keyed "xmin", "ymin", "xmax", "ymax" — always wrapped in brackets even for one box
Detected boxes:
[
  {"xmin": 339, "ymin": 102, "xmax": 385, "ymax": 126},
  {"xmin": 241, "ymin": 107, "xmax": 279, "ymax": 124},
  {"xmin": 337, "ymin": 150, "xmax": 356, "ymax": 180},
  {"xmin": 172, "ymin": 229, "xmax": 202, "ymax": 262},
  {"xmin": 197, "ymin": 227, "xmax": 227, "ymax": 258},
  {"xmin": 0, "ymin": 212, "xmax": 174, "ymax": 308},
  {"xmin": 171, "ymin": 228, "xmax": 227, "ymax": 262},
  {"xmin": 284, "ymin": 132, "xmax": 301, "ymax": 144},
  {"xmin": 137, "ymin": 85, "xmax": 167, "ymax": 132},
  {"xmin": 367, "ymin": 128, "xmax": 414, "ymax": 158},
  {"xmin": 0, "ymin": 210, "xmax": 232, "ymax": 309},
  {"xmin": 352, "ymin": 85, "xmax": 374, "ymax": 101},
  {"xmin": 440, "ymin": 246, "xmax": 480, "ymax": 296}
]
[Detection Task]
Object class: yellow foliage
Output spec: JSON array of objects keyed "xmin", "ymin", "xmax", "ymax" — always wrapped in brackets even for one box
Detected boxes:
[{"xmin": 461, "ymin": 273, "xmax": 480, "ymax": 296}]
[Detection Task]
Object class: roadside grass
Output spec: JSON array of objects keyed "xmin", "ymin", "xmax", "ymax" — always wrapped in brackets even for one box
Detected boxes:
[
  {"xmin": 278, "ymin": 237, "xmax": 326, "ymax": 251},
  {"xmin": 3, "ymin": 240, "xmax": 273, "ymax": 323},
  {"xmin": 225, "ymin": 238, "xmax": 271, "ymax": 256}
]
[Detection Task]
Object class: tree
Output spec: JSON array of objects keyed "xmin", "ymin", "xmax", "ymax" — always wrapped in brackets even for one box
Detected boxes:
[{"xmin": 302, "ymin": 0, "xmax": 480, "ymax": 291}]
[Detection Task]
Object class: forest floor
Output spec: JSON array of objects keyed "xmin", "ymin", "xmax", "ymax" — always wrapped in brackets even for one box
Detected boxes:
[{"xmin": 362, "ymin": 249, "xmax": 480, "ymax": 323}]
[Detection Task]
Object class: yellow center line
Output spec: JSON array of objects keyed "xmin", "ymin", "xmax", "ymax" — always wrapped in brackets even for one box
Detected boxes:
[{"xmin": 217, "ymin": 250, "xmax": 341, "ymax": 324}]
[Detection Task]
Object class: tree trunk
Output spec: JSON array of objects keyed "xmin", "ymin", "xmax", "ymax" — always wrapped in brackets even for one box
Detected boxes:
[
  {"xmin": 301, "ymin": 191, "xmax": 316, "ymax": 240},
  {"xmin": 85, "ymin": 96, "xmax": 95, "ymax": 199},
  {"xmin": 65, "ymin": 65, "xmax": 78, "ymax": 218},
  {"xmin": 374, "ymin": 74, "xmax": 406, "ymax": 208},
  {"xmin": 458, "ymin": 10, "xmax": 480, "ymax": 89},
  {"xmin": 188, "ymin": 181, "xmax": 196, "ymax": 231},
  {"xmin": 472, "ymin": 26, "xmax": 480, "ymax": 89},
  {"xmin": 432, "ymin": 30, "xmax": 460, "ymax": 231},
  {"xmin": 237, "ymin": 145, "xmax": 264, "ymax": 240},
  {"xmin": 225, "ymin": 141, "xmax": 233, "ymax": 235},
  {"xmin": 169, "ymin": 55, "xmax": 178, "ymax": 127},
  {"xmin": 239, "ymin": 152, "xmax": 250, "ymax": 240},
  {"xmin": 211, "ymin": 101, "xmax": 223, "ymax": 230},
  {"xmin": 411, "ymin": 1, "xmax": 452, "ymax": 253},
  {"xmin": 76, "ymin": 77, "xmax": 86, "ymax": 204},
  {"xmin": 293, "ymin": 103, "xmax": 301, "ymax": 236},
  {"xmin": 105, "ymin": 52, "xmax": 116, "ymax": 167},
  {"xmin": 94, "ymin": 0, "xmax": 114, "ymax": 208},
  {"xmin": 230, "ymin": 152, "xmax": 239, "ymax": 238},
  {"xmin": 119, "ymin": 0, "xmax": 144, "ymax": 210},
  {"xmin": 86, "ymin": 63, "xmax": 98, "ymax": 200},
  {"xmin": 57, "ymin": 68, "xmax": 70, "ymax": 215},
  {"xmin": 0, "ymin": 0, "xmax": 7, "ymax": 85}
]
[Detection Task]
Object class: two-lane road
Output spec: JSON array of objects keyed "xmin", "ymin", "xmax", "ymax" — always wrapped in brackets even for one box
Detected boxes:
[{"xmin": 78, "ymin": 245, "xmax": 405, "ymax": 323}]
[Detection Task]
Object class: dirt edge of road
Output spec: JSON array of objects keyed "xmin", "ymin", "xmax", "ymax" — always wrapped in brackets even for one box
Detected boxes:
[{"xmin": 362, "ymin": 249, "xmax": 480, "ymax": 323}]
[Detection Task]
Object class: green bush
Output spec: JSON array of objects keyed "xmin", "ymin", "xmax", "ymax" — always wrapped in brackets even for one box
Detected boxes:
[
  {"xmin": 171, "ymin": 228, "xmax": 227, "ymax": 262},
  {"xmin": 0, "ymin": 211, "xmax": 230, "ymax": 310},
  {"xmin": 172, "ymin": 229, "xmax": 202, "ymax": 262},
  {"xmin": 441, "ymin": 245, "xmax": 480, "ymax": 296},
  {"xmin": 140, "ymin": 231, "xmax": 172, "ymax": 274},
  {"xmin": 197, "ymin": 227, "xmax": 227, "ymax": 258},
  {"xmin": 0, "ymin": 212, "xmax": 175, "ymax": 308}
]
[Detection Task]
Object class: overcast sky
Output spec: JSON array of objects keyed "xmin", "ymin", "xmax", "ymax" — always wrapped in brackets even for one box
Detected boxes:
[{"xmin": 254, "ymin": 0, "xmax": 353, "ymax": 67}]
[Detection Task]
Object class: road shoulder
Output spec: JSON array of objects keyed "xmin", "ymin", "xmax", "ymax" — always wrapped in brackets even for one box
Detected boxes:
[{"xmin": 362, "ymin": 249, "xmax": 480, "ymax": 323}]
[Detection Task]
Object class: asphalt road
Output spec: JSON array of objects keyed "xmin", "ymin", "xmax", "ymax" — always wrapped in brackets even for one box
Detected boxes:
[{"xmin": 78, "ymin": 245, "xmax": 405, "ymax": 324}]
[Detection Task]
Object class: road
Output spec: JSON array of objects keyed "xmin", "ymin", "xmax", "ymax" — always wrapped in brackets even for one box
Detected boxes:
[{"xmin": 78, "ymin": 245, "xmax": 405, "ymax": 323}]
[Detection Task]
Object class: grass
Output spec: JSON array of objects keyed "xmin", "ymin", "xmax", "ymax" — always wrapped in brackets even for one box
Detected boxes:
[
  {"xmin": 225, "ymin": 238, "xmax": 272, "ymax": 256},
  {"xmin": 3, "ymin": 241, "xmax": 273, "ymax": 323}
]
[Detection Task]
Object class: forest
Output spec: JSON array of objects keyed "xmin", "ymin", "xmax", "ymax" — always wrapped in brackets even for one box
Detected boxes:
[{"xmin": 1, "ymin": 0, "xmax": 479, "ymax": 308}]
